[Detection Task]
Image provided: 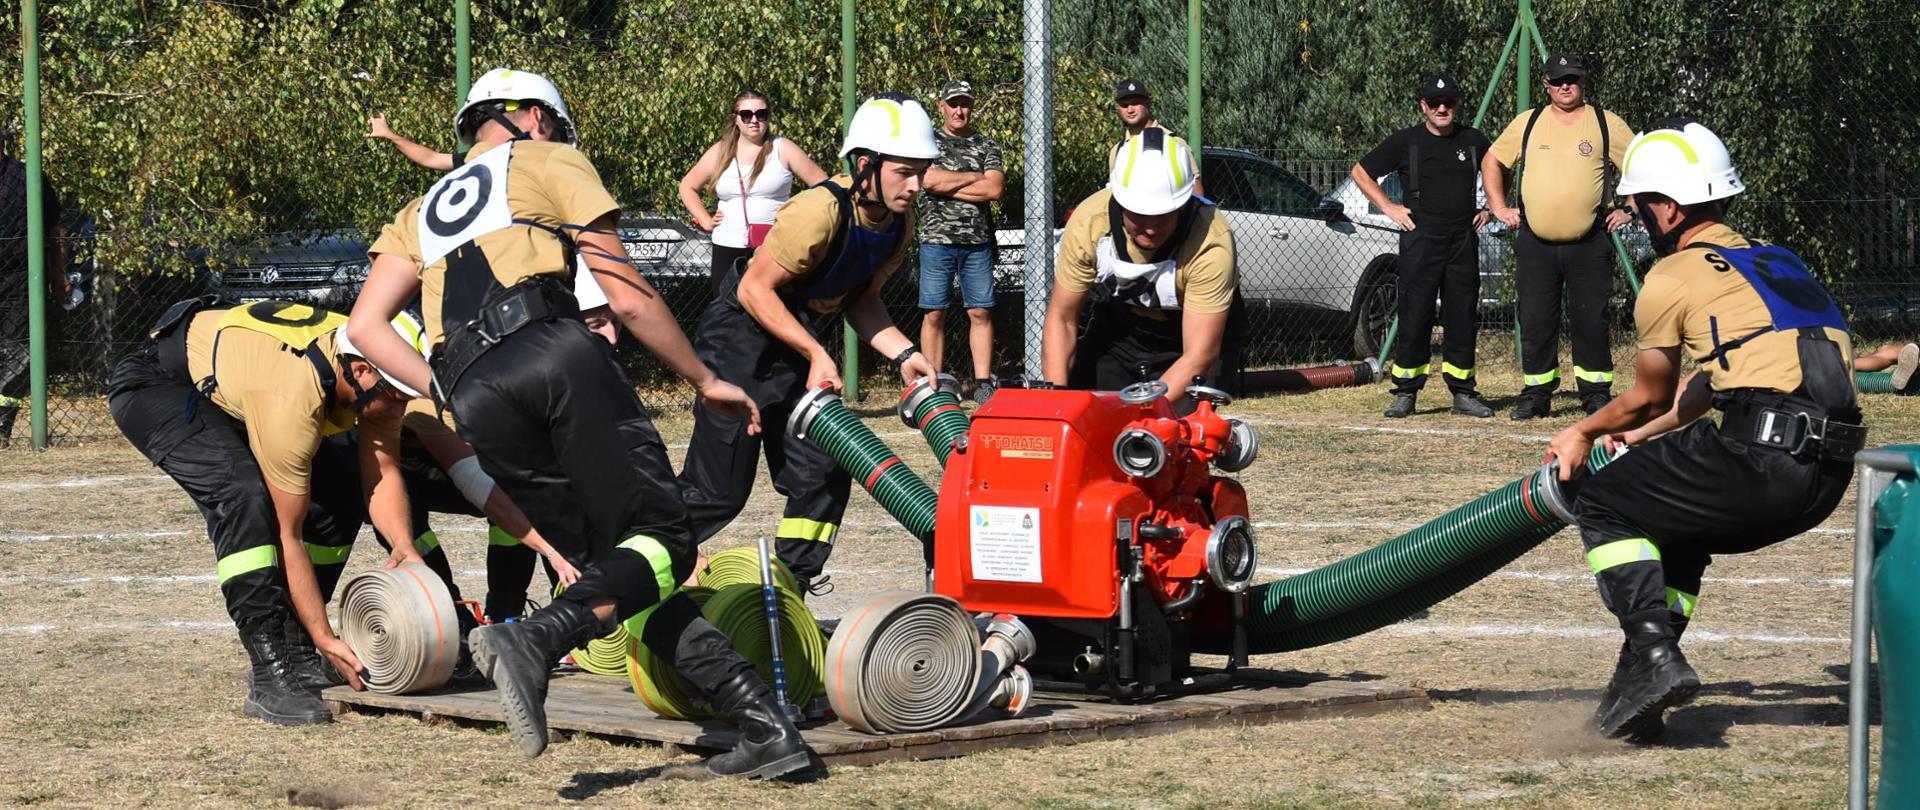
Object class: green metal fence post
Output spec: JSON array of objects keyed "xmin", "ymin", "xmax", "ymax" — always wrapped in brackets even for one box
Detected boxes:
[
  {"xmin": 839, "ymin": 0, "xmax": 860, "ymax": 401},
  {"xmin": 455, "ymin": 0, "xmax": 471, "ymax": 101},
  {"xmin": 1472, "ymin": 17, "xmax": 1522, "ymax": 130},
  {"xmin": 1187, "ymin": 0, "xmax": 1201, "ymax": 162},
  {"xmin": 1512, "ymin": 2, "xmax": 1533, "ymax": 366},
  {"xmin": 23, "ymin": 0, "xmax": 48, "ymax": 450}
]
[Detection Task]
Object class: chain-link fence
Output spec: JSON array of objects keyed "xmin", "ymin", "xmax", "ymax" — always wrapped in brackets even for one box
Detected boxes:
[{"xmin": 5, "ymin": 0, "xmax": 1916, "ymax": 445}]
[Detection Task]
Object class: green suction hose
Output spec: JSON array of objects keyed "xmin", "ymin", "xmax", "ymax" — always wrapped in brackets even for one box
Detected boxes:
[
  {"xmin": 899, "ymin": 374, "xmax": 971, "ymax": 468},
  {"xmin": 1858, "ymin": 370, "xmax": 1898, "ymax": 394},
  {"xmin": 790, "ymin": 384, "xmax": 939, "ymax": 539},
  {"xmin": 1198, "ymin": 444, "xmax": 1621, "ymax": 654}
]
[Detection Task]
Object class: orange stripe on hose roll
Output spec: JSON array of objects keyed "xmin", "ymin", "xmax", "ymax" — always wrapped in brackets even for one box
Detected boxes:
[
  {"xmin": 864, "ymin": 457, "xmax": 902, "ymax": 491},
  {"xmin": 397, "ymin": 564, "xmax": 449, "ymax": 681},
  {"xmin": 832, "ymin": 595, "xmax": 892, "ymax": 730}
]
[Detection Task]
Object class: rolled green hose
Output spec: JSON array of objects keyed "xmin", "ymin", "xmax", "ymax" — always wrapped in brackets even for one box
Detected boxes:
[
  {"xmin": 899, "ymin": 374, "xmax": 971, "ymax": 468},
  {"xmin": 791, "ymin": 385, "xmax": 939, "ymax": 539},
  {"xmin": 1198, "ymin": 445, "xmax": 1620, "ymax": 654},
  {"xmin": 625, "ymin": 586, "xmax": 716, "ymax": 719},
  {"xmin": 703, "ymin": 583, "xmax": 827, "ymax": 707},
  {"xmin": 1858, "ymin": 370, "xmax": 1898, "ymax": 394},
  {"xmin": 702, "ymin": 546, "xmax": 800, "ymax": 593}
]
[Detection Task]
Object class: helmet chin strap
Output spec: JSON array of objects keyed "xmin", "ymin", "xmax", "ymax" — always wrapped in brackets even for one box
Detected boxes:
[
  {"xmin": 1634, "ymin": 193, "xmax": 1715, "ymax": 256},
  {"xmin": 338, "ymin": 355, "xmax": 390, "ymax": 413},
  {"xmin": 851, "ymin": 151, "xmax": 889, "ymax": 207},
  {"xmin": 483, "ymin": 104, "xmax": 535, "ymax": 142}
]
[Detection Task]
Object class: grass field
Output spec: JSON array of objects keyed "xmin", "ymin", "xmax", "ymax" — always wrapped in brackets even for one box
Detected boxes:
[{"xmin": 2, "ymin": 370, "xmax": 1910, "ymax": 809}]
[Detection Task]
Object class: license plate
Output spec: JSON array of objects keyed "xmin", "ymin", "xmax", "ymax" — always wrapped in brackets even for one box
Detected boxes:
[{"xmin": 626, "ymin": 242, "xmax": 671, "ymax": 262}]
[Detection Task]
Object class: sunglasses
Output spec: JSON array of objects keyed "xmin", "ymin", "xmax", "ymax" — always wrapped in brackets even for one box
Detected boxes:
[
  {"xmin": 1545, "ymin": 75, "xmax": 1582, "ymax": 87},
  {"xmin": 735, "ymin": 108, "xmax": 771, "ymax": 122},
  {"xmin": 1425, "ymin": 97, "xmax": 1460, "ymax": 110}
]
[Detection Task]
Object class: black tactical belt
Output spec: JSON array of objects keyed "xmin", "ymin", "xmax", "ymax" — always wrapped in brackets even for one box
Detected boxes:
[
  {"xmin": 1719, "ymin": 398, "xmax": 1867, "ymax": 463},
  {"xmin": 431, "ymin": 277, "xmax": 580, "ymax": 411}
]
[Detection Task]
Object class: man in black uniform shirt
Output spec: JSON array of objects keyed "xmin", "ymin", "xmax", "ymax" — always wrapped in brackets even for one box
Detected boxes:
[{"xmin": 1350, "ymin": 75, "xmax": 1495, "ymax": 419}]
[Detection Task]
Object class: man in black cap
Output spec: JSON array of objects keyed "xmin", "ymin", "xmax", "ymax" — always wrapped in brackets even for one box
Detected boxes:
[
  {"xmin": 1352, "ymin": 75, "xmax": 1495, "ymax": 419},
  {"xmin": 1110, "ymin": 78, "xmax": 1202, "ymax": 196},
  {"xmin": 919, "ymin": 79, "xmax": 1006, "ymax": 402},
  {"xmin": 1482, "ymin": 53, "xmax": 1636, "ymax": 419}
]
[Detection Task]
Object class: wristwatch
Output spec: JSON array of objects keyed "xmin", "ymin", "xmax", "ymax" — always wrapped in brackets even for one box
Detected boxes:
[{"xmin": 890, "ymin": 345, "xmax": 920, "ymax": 370}]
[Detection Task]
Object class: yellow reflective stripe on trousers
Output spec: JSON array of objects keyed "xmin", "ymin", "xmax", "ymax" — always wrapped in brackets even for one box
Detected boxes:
[
  {"xmin": 1666, "ymin": 588, "xmax": 1698, "ymax": 617},
  {"xmin": 1524, "ymin": 369, "xmax": 1560, "ymax": 386},
  {"xmin": 216, "ymin": 545, "xmax": 279, "ymax": 583},
  {"xmin": 415, "ymin": 530, "xmax": 440, "ymax": 553},
  {"xmin": 1588, "ymin": 538, "xmax": 1662, "ymax": 574},
  {"xmin": 1391, "ymin": 363, "xmax": 1430, "ymax": 379},
  {"xmin": 1573, "ymin": 366, "xmax": 1615, "ymax": 384},
  {"xmin": 304, "ymin": 542, "xmax": 352, "ymax": 565},
  {"xmin": 487, "ymin": 525, "xmax": 521, "ymax": 547},
  {"xmin": 618, "ymin": 534, "xmax": 679, "ymax": 600},
  {"xmin": 1442, "ymin": 362, "xmax": 1473, "ymax": 380},
  {"xmin": 777, "ymin": 517, "xmax": 838, "ymax": 544}
]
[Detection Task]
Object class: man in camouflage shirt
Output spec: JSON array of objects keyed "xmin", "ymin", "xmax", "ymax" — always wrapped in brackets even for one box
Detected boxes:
[{"xmin": 918, "ymin": 79, "xmax": 1006, "ymax": 402}]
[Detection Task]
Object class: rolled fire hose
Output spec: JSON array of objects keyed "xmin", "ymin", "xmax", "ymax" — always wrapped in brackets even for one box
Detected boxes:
[
  {"xmin": 623, "ymin": 584, "xmax": 828, "ymax": 719},
  {"xmin": 1236, "ymin": 358, "xmax": 1382, "ymax": 395},
  {"xmin": 790, "ymin": 384, "xmax": 940, "ymax": 539},
  {"xmin": 826, "ymin": 590, "xmax": 984, "ymax": 734},
  {"xmin": 701, "ymin": 546, "xmax": 801, "ymax": 593},
  {"xmin": 899, "ymin": 373, "xmax": 972, "ymax": 468},
  {"xmin": 339, "ymin": 561, "xmax": 462, "ymax": 694},
  {"xmin": 557, "ymin": 581, "xmax": 633, "ymax": 678},
  {"xmin": 1194, "ymin": 444, "xmax": 1623, "ymax": 654},
  {"xmin": 1857, "ymin": 370, "xmax": 1900, "ymax": 394}
]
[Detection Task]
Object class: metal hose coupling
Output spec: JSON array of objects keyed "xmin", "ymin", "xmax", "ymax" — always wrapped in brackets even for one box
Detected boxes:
[
  {"xmin": 788, "ymin": 382, "xmax": 842, "ymax": 442},
  {"xmin": 898, "ymin": 373, "xmax": 963, "ymax": 427},
  {"xmin": 1535, "ymin": 444, "xmax": 1629, "ymax": 525},
  {"xmin": 339, "ymin": 561, "xmax": 461, "ymax": 694},
  {"xmin": 959, "ymin": 614, "xmax": 1037, "ymax": 721},
  {"xmin": 899, "ymin": 373, "xmax": 972, "ymax": 468}
]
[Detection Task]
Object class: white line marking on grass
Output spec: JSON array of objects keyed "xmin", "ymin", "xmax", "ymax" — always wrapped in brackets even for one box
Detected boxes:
[
  {"xmin": 0, "ymin": 530, "xmax": 190, "ymax": 543},
  {"xmin": 0, "ymin": 474, "xmax": 172, "ymax": 491},
  {"xmin": 1382, "ymin": 623, "xmax": 1847, "ymax": 645},
  {"xmin": 1253, "ymin": 520, "xmax": 1852, "ymax": 538},
  {"xmin": 0, "ymin": 621, "xmax": 232, "ymax": 634},
  {"xmin": 1265, "ymin": 422, "xmax": 1552, "ymax": 443}
]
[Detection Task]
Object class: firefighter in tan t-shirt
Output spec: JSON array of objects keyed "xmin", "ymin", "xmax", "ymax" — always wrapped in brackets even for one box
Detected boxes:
[
  {"xmin": 107, "ymin": 299, "xmax": 426, "ymax": 725},
  {"xmin": 348, "ymin": 68, "xmax": 810, "ymax": 779},
  {"xmin": 1545, "ymin": 120, "xmax": 1865, "ymax": 742},
  {"xmin": 678, "ymin": 93, "xmax": 940, "ymax": 594},
  {"xmin": 1482, "ymin": 53, "xmax": 1636, "ymax": 419},
  {"xmin": 1045, "ymin": 129, "xmax": 1237, "ymax": 402}
]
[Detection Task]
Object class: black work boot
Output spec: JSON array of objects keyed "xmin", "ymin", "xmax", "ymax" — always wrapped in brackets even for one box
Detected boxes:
[
  {"xmin": 1383, "ymin": 391, "xmax": 1418, "ymax": 419},
  {"xmin": 238, "ymin": 615, "xmax": 333, "ymax": 726},
  {"xmin": 1581, "ymin": 392, "xmax": 1614, "ymax": 415},
  {"xmin": 283, "ymin": 618, "xmax": 344, "ymax": 692},
  {"xmin": 1450, "ymin": 391, "xmax": 1493, "ymax": 418},
  {"xmin": 1596, "ymin": 619, "xmax": 1701, "ymax": 739},
  {"xmin": 453, "ymin": 607, "xmax": 482, "ymax": 682},
  {"xmin": 1509, "ymin": 394, "xmax": 1550, "ymax": 420},
  {"xmin": 705, "ymin": 671, "xmax": 816, "ymax": 780},
  {"xmin": 468, "ymin": 598, "xmax": 607, "ymax": 757}
]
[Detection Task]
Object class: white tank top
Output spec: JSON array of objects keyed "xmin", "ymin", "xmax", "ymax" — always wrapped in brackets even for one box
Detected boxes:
[{"xmin": 712, "ymin": 137, "xmax": 795, "ymax": 248}]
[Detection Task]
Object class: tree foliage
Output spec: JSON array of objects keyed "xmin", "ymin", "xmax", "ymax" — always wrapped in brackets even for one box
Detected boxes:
[{"xmin": 2, "ymin": 0, "xmax": 1915, "ymax": 291}]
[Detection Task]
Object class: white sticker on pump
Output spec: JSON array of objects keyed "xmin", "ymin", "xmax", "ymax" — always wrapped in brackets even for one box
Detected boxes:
[{"xmin": 969, "ymin": 505, "xmax": 1043, "ymax": 583}]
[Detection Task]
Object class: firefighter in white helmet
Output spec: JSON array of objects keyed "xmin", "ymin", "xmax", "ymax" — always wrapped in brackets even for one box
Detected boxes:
[
  {"xmin": 1043, "ymin": 129, "xmax": 1242, "ymax": 400},
  {"xmin": 1548, "ymin": 119, "xmax": 1865, "ymax": 742},
  {"xmin": 678, "ymin": 93, "xmax": 940, "ymax": 593},
  {"xmin": 346, "ymin": 67, "xmax": 811, "ymax": 779}
]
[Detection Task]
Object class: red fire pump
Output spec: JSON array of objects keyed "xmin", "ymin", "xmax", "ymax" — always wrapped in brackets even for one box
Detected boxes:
[{"xmin": 931, "ymin": 380, "xmax": 1259, "ymax": 695}]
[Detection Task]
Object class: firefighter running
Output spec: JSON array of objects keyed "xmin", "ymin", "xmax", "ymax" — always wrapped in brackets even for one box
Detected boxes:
[
  {"xmin": 1547, "ymin": 120, "xmax": 1866, "ymax": 741},
  {"xmin": 677, "ymin": 93, "xmax": 940, "ymax": 590},
  {"xmin": 1043, "ymin": 129, "xmax": 1240, "ymax": 400},
  {"xmin": 346, "ymin": 67, "xmax": 813, "ymax": 779}
]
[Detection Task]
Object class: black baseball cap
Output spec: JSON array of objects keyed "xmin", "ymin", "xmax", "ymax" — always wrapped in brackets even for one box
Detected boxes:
[
  {"xmin": 1543, "ymin": 53, "xmax": 1587, "ymax": 80},
  {"xmin": 1419, "ymin": 74, "xmax": 1461, "ymax": 102},
  {"xmin": 1114, "ymin": 78, "xmax": 1150, "ymax": 102},
  {"xmin": 939, "ymin": 79, "xmax": 974, "ymax": 102}
]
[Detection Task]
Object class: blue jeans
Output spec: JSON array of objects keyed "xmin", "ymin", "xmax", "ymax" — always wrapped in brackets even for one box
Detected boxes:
[{"xmin": 918, "ymin": 243, "xmax": 995, "ymax": 309}]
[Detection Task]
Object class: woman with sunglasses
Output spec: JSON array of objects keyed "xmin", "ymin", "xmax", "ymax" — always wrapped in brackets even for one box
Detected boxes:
[{"xmin": 678, "ymin": 90, "xmax": 829, "ymax": 287}]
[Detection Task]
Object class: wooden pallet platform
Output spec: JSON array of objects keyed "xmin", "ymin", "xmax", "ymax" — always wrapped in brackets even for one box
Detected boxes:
[{"xmin": 323, "ymin": 669, "xmax": 1427, "ymax": 767}]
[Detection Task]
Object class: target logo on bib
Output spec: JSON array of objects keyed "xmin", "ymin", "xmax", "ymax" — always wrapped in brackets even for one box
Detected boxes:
[{"xmin": 419, "ymin": 142, "xmax": 516, "ymax": 268}]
